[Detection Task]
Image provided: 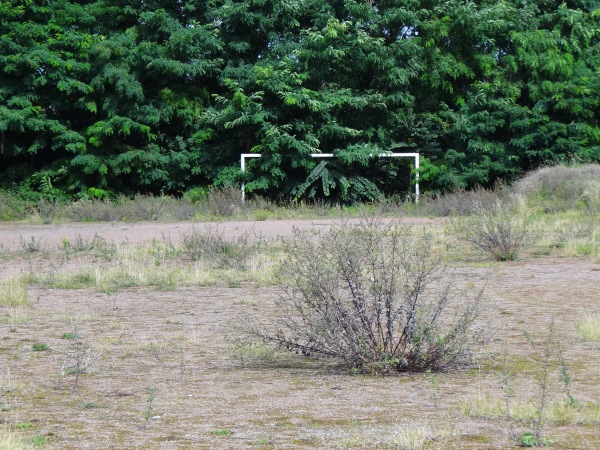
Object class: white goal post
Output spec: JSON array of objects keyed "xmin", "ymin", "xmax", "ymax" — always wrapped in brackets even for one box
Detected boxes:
[{"xmin": 240, "ymin": 152, "xmax": 420, "ymax": 202}]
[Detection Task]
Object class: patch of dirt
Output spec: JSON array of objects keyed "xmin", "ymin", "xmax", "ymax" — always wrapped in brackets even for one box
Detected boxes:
[
  {"xmin": 0, "ymin": 217, "xmax": 443, "ymax": 251},
  {"xmin": 0, "ymin": 219, "xmax": 599, "ymax": 449}
]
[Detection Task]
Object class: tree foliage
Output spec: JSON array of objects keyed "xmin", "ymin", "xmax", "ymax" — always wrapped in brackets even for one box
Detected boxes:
[{"xmin": 1, "ymin": 0, "xmax": 599, "ymax": 201}]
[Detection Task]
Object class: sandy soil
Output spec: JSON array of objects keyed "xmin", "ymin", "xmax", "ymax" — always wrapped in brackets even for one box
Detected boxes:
[
  {"xmin": 0, "ymin": 219, "xmax": 599, "ymax": 449},
  {"xmin": 0, "ymin": 217, "xmax": 443, "ymax": 251}
]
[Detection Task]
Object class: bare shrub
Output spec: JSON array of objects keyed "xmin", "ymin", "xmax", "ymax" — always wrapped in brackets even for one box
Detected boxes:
[
  {"xmin": 70, "ymin": 234, "xmax": 107, "ymax": 253},
  {"xmin": 375, "ymin": 195, "xmax": 406, "ymax": 216},
  {"xmin": 512, "ymin": 164, "xmax": 600, "ymax": 213},
  {"xmin": 19, "ymin": 236, "xmax": 44, "ymax": 253},
  {"xmin": 37, "ymin": 198, "xmax": 57, "ymax": 224},
  {"xmin": 168, "ymin": 197, "xmax": 198, "ymax": 220},
  {"xmin": 124, "ymin": 193, "xmax": 177, "ymax": 221},
  {"xmin": 252, "ymin": 217, "xmax": 485, "ymax": 373},
  {"xmin": 456, "ymin": 200, "xmax": 535, "ymax": 261},
  {"xmin": 56, "ymin": 339, "xmax": 100, "ymax": 393},
  {"xmin": 68, "ymin": 195, "xmax": 199, "ymax": 221},
  {"xmin": 68, "ymin": 198, "xmax": 126, "ymax": 222},
  {"xmin": 200, "ymin": 186, "xmax": 242, "ymax": 216},
  {"xmin": 420, "ymin": 185, "xmax": 505, "ymax": 217}
]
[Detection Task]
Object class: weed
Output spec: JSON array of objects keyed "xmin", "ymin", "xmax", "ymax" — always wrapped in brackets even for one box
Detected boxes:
[
  {"xmin": 425, "ymin": 369, "xmax": 439, "ymax": 407},
  {"xmin": 252, "ymin": 210, "xmax": 270, "ymax": 221},
  {"xmin": 16, "ymin": 423, "xmax": 32, "ymax": 429},
  {"xmin": 462, "ymin": 321, "xmax": 598, "ymax": 448},
  {"xmin": 0, "ymin": 426, "xmax": 36, "ymax": 449},
  {"xmin": 338, "ymin": 422, "xmax": 452, "ymax": 449},
  {"xmin": 202, "ymin": 186, "xmax": 241, "ymax": 216},
  {"xmin": 73, "ymin": 234, "xmax": 106, "ymax": 253},
  {"xmin": 178, "ymin": 343, "xmax": 186, "ymax": 376},
  {"xmin": 31, "ymin": 343, "xmax": 49, "ymax": 352},
  {"xmin": 68, "ymin": 198, "xmax": 124, "ymax": 222},
  {"xmin": 125, "ymin": 193, "xmax": 167, "ymax": 221},
  {"xmin": 180, "ymin": 225, "xmax": 256, "ymax": 270},
  {"xmin": 529, "ymin": 325, "xmax": 555, "ymax": 441},
  {"xmin": 61, "ymin": 332, "xmax": 78, "ymax": 340},
  {"xmin": 518, "ymin": 430, "xmax": 550, "ymax": 447},
  {"xmin": 19, "ymin": 236, "xmax": 43, "ymax": 254},
  {"xmin": 0, "ymin": 190, "xmax": 32, "ymax": 221},
  {"xmin": 143, "ymin": 387, "xmax": 158, "ymax": 429},
  {"xmin": 1, "ymin": 308, "xmax": 29, "ymax": 330},
  {"xmin": 421, "ymin": 184, "xmax": 505, "ymax": 217},
  {"xmin": 210, "ymin": 429, "xmax": 232, "ymax": 436},
  {"xmin": 79, "ymin": 401, "xmax": 98, "ymax": 409},
  {"xmin": 30, "ymin": 435, "xmax": 46, "ymax": 446},
  {"xmin": 462, "ymin": 396, "xmax": 600, "ymax": 426},
  {"xmin": 512, "ymin": 164, "xmax": 600, "ymax": 213},
  {"xmin": 37, "ymin": 198, "xmax": 57, "ymax": 224},
  {"xmin": 229, "ymin": 339, "xmax": 277, "ymax": 367},
  {"xmin": 391, "ymin": 424, "xmax": 439, "ymax": 450},
  {"xmin": 575, "ymin": 243, "xmax": 595, "ymax": 256}
]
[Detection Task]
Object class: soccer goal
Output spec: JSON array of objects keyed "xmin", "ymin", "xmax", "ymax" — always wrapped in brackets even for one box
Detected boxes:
[{"xmin": 240, "ymin": 152, "xmax": 420, "ymax": 202}]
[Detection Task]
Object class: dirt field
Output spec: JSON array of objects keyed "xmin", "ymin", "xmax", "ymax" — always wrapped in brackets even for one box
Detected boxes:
[{"xmin": 1, "ymin": 218, "xmax": 599, "ymax": 449}]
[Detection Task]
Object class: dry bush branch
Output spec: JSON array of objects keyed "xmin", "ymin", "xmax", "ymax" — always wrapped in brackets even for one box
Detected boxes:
[
  {"xmin": 250, "ymin": 217, "xmax": 485, "ymax": 373},
  {"xmin": 455, "ymin": 200, "xmax": 536, "ymax": 261}
]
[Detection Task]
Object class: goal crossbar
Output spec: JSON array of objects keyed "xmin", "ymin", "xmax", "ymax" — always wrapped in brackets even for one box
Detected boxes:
[{"xmin": 240, "ymin": 152, "xmax": 420, "ymax": 202}]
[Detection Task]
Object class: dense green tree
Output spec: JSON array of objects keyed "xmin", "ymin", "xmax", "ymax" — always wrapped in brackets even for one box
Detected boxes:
[
  {"xmin": 201, "ymin": 0, "xmax": 422, "ymax": 201},
  {"xmin": 417, "ymin": 0, "xmax": 600, "ymax": 189},
  {"xmin": 71, "ymin": 0, "xmax": 224, "ymax": 194},
  {"xmin": 0, "ymin": 0, "xmax": 94, "ymax": 196},
  {"xmin": 1, "ymin": 0, "xmax": 598, "ymax": 200}
]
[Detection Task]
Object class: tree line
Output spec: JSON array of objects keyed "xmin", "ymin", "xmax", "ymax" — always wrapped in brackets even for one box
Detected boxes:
[{"xmin": 1, "ymin": 0, "xmax": 599, "ymax": 202}]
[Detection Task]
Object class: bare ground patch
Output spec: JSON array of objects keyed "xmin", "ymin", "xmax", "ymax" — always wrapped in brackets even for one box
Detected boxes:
[{"xmin": 1, "ymin": 219, "xmax": 599, "ymax": 449}]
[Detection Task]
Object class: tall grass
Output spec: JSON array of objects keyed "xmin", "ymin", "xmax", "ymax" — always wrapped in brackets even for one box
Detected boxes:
[
  {"xmin": 0, "ymin": 427, "xmax": 35, "ymax": 450},
  {"xmin": 0, "ymin": 278, "xmax": 29, "ymax": 307},
  {"xmin": 576, "ymin": 315, "xmax": 600, "ymax": 342}
]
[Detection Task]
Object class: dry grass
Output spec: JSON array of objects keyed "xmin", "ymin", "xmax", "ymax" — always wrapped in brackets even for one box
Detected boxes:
[
  {"xmin": 0, "ymin": 277, "xmax": 29, "ymax": 307},
  {"xmin": 576, "ymin": 314, "xmax": 600, "ymax": 342},
  {"xmin": 20, "ymin": 238, "xmax": 278, "ymax": 293},
  {"xmin": 336, "ymin": 422, "xmax": 455, "ymax": 449},
  {"xmin": 0, "ymin": 427, "xmax": 35, "ymax": 450},
  {"xmin": 0, "ymin": 308, "xmax": 30, "ymax": 326},
  {"xmin": 462, "ymin": 396, "xmax": 600, "ymax": 426}
]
